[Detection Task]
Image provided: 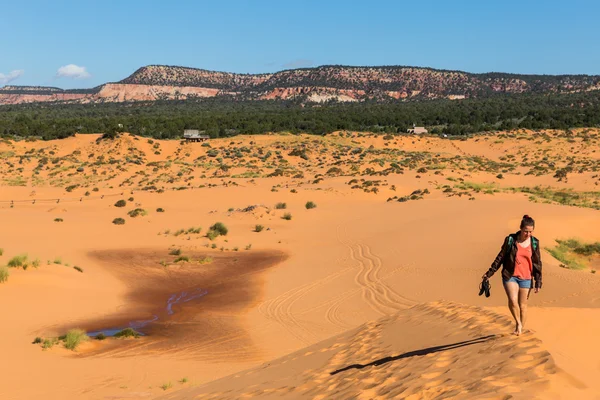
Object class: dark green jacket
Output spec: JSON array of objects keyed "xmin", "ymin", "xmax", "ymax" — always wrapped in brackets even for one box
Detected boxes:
[{"xmin": 485, "ymin": 231, "xmax": 543, "ymax": 289}]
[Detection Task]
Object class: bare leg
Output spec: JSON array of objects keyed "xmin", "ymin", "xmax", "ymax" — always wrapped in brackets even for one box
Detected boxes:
[
  {"xmin": 518, "ymin": 288, "xmax": 530, "ymax": 334},
  {"xmin": 503, "ymin": 281, "xmax": 520, "ymax": 334}
]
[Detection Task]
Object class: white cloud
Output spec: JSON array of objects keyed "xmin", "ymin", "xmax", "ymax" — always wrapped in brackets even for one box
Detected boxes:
[
  {"xmin": 282, "ymin": 59, "xmax": 314, "ymax": 69},
  {"xmin": 0, "ymin": 69, "xmax": 24, "ymax": 85},
  {"xmin": 56, "ymin": 64, "xmax": 91, "ymax": 79}
]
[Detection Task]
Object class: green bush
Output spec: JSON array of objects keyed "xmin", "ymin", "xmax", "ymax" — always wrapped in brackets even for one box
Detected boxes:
[
  {"xmin": 114, "ymin": 328, "xmax": 140, "ymax": 338},
  {"xmin": 206, "ymin": 230, "xmax": 219, "ymax": 241},
  {"xmin": 275, "ymin": 202, "xmax": 287, "ymax": 209},
  {"xmin": 112, "ymin": 218, "xmax": 125, "ymax": 225},
  {"xmin": 282, "ymin": 213, "xmax": 292, "ymax": 220},
  {"xmin": 174, "ymin": 256, "xmax": 190, "ymax": 263},
  {"xmin": 63, "ymin": 329, "xmax": 89, "ymax": 350},
  {"xmin": 305, "ymin": 201, "xmax": 317, "ymax": 209},
  {"xmin": 127, "ymin": 208, "xmax": 147, "ymax": 218},
  {"xmin": 42, "ymin": 339, "xmax": 54, "ymax": 350},
  {"xmin": 156, "ymin": 207, "xmax": 165, "ymax": 212},
  {"xmin": 8, "ymin": 254, "xmax": 28, "ymax": 269},
  {"xmin": 255, "ymin": 224, "xmax": 264, "ymax": 232},
  {"xmin": 209, "ymin": 222, "xmax": 228, "ymax": 236},
  {"xmin": 114, "ymin": 200, "xmax": 126, "ymax": 207},
  {"xmin": 0, "ymin": 267, "xmax": 9, "ymax": 283},
  {"xmin": 32, "ymin": 337, "xmax": 43, "ymax": 344},
  {"xmin": 95, "ymin": 333, "xmax": 106, "ymax": 340}
]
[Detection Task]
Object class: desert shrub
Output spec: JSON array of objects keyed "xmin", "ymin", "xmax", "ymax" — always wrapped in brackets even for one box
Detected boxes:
[
  {"xmin": 282, "ymin": 213, "xmax": 292, "ymax": 220},
  {"xmin": 8, "ymin": 254, "xmax": 28, "ymax": 269},
  {"xmin": 174, "ymin": 256, "xmax": 190, "ymax": 263},
  {"xmin": 0, "ymin": 248, "xmax": 3, "ymax": 256},
  {"xmin": 95, "ymin": 333, "xmax": 106, "ymax": 340},
  {"xmin": 127, "ymin": 208, "xmax": 147, "ymax": 218},
  {"xmin": 0, "ymin": 267, "xmax": 9, "ymax": 283},
  {"xmin": 245, "ymin": 244, "xmax": 252, "ymax": 250},
  {"xmin": 169, "ymin": 248, "xmax": 181, "ymax": 256},
  {"xmin": 305, "ymin": 201, "xmax": 317, "ymax": 209},
  {"xmin": 209, "ymin": 222, "xmax": 228, "ymax": 236},
  {"xmin": 186, "ymin": 227, "xmax": 202, "ymax": 234},
  {"xmin": 156, "ymin": 207, "xmax": 165, "ymax": 212},
  {"xmin": 112, "ymin": 217, "xmax": 125, "ymax": 225},
  {"xmin": 198, "ymin": 256, "xmax": 213, "ymax": 264},
  {"xmin": 254, "ymin": 224, "xmax": 264, "ymax": 232},
  {"xmin": 160, "ymin": 382, "xmax": 173, "ymax": 391},
  {"xmin": 32, "ymin": 259, "xmax": 40, "ymax": 268},
  {"xmin": 63, "ymin": 329, "xmax": 89, "ymax": 350},
  {"xmin": 42, "ymin": 339, "xmax": 54, "ymax": 349},
  {"xmin": 275, "ymin": 202, "xmax": 287, "ymax": 209},
  {"xmin": 206, "ymin": 230, "xmax": 219, "ymax": 241},
  {"xmin": 496, "ymin": 173, "xmax": 504, "ymax": 179},
  {"xmin": 53, "ymin": 257, "xmax": 62, "ymax": 264},
  {"xmin": 128, "ymin": 197, "xmax": 134, "ymax": 202},
  {"xmin": 114, "ymin": 200, "xmax": 126, "ymax": 207},
  {"xmin": 73, "ymin": 266, "xmax": 83, "ymax": 273},
  {"xmin": 54, "ymin": 218, "xmax": 63, "ymax": 222},
  {"xmin": 32, "ymin": 337, "xmax": 43, "ymax": 344},
  {"xmin": 114, "ymin": 328, "xmax": 140, "ymax": 338}
]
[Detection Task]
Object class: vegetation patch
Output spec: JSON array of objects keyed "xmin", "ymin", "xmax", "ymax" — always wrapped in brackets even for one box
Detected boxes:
[
  {"xmin": 305, "ymin": 201, "xmax": 317, "ymax": 209},
  {"xmin": 7, "ymin": 254, "xmax": 29, "ymax": 269},
  {"xmin": 114, "ymin": 328, "xmax": 141, "ymax": 338},
  {"xmin": 545, "ymin": 238, "xmax": 600, "ymax": 270},
  {"xmin": 0, "ymin": 267, "xmax": 9, "ymax": 283},
  {"xmin": 127, "ymin": 208, "xmax": 148, "ymax": 218},
  {"xmin": 112, "ymin": 217, "xmax": 126, "ymax": 225},
  {"xmin": 63, "ymin": 329, "xmax": 89, "ymax": 350}
]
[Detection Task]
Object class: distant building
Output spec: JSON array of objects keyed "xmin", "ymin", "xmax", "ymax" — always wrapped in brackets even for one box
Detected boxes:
[
  {"xmin": 407, "ymin": 125, "xmax": 428, "ymax": 134},
  {"xmin": 183, "ymin": 129, "xmax": 210, "ymax": 142}
]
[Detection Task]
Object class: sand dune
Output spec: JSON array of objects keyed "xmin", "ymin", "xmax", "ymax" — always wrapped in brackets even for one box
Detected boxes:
[
  {"xmin": 1, "ymin": 130, "xmax": 600, "ymax": 399},
  {"xmin": 158, "ymin": 302, "xmax": 579, "ymax": 400}
]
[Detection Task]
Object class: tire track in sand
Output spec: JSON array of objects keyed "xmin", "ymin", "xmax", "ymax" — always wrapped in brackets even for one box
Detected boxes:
[
  {"xmin": 332, "ymin": 225, "xmax": 416, "ymax": 322},
  {"xmin": 257, "ymin": 264, "xmax": 355, "ymax": 344}
]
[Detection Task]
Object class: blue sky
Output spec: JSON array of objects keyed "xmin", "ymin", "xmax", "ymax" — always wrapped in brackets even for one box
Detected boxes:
[{"xmin": 2, "ymin": 0, "xmax": 599, "ymax": 89}]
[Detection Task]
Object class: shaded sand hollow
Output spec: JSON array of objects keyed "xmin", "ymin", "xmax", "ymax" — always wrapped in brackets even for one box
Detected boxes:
[{"xmin": 1, "ymin": 130, "xmax": 600, "ymax": 399}]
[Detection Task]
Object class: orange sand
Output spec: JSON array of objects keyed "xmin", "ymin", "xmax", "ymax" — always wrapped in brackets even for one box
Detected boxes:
[{"xmin": 1, "ymin": 130, "xmax": 599, "ymax": 399}]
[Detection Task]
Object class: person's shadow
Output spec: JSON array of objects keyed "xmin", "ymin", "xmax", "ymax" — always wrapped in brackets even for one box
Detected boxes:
[{"xmin": 330, "ymin": 334, "xmax": 498, "ymax": 376}]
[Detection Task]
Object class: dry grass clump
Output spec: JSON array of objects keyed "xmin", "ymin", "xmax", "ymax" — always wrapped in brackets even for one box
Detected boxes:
[
  {"xmin": 0, "ymin": 267, "xmax": 9, "ymax": 283},
  {"xmin": 254, "ymin": 224, "xmax": 264, "ymax": 232},
  {"xmin": 63, "ymin": 329, "xmax": 89, "ymax": 350},
  {"xmin": 305, "ymin": 201, "xmax": 317, "ymax": 209},
  {"xmin": 282, "ymin": 213, "xmax": 292, "ymax": 220},
  {"xmin": 7, "ymin": 254, "xmax": 29, "ymax": 269}
]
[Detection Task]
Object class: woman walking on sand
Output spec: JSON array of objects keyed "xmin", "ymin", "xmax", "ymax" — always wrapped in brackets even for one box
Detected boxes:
[{"xmin": 482, "ymin": 215, "xmax": 542, "ymax": 336}]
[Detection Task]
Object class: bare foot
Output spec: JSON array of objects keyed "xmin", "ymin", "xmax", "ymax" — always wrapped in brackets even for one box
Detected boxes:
[{"xmin": 513, "ymin": 323, "xmax": 523, "ymax": 336}]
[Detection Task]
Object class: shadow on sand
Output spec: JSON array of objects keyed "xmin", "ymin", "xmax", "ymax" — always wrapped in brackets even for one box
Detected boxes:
[{"xmin": 330, "ymin": 334, "xmax": 498, "ymax": 376}]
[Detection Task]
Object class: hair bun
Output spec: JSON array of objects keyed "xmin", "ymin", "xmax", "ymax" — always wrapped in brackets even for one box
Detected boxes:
[{"xmin": 523, "ymin": 214, "xmax": 530, "ymax": 219}]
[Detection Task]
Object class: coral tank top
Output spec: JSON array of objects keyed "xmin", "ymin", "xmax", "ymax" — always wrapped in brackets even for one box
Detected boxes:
[{"xmin": 514, "ymin": 240, "xmax": 533, "ymax": 279}]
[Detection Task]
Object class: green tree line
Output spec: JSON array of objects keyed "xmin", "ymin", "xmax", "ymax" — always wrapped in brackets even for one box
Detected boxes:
[{"xmin": 1, "ymin": 91, "xmax": 600, "ymax": 140}]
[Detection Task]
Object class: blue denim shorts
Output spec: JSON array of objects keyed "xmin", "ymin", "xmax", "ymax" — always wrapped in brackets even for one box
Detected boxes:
[{"xmin": 504, "ymin": 276, "xmax": 532, "ymax": 289}]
